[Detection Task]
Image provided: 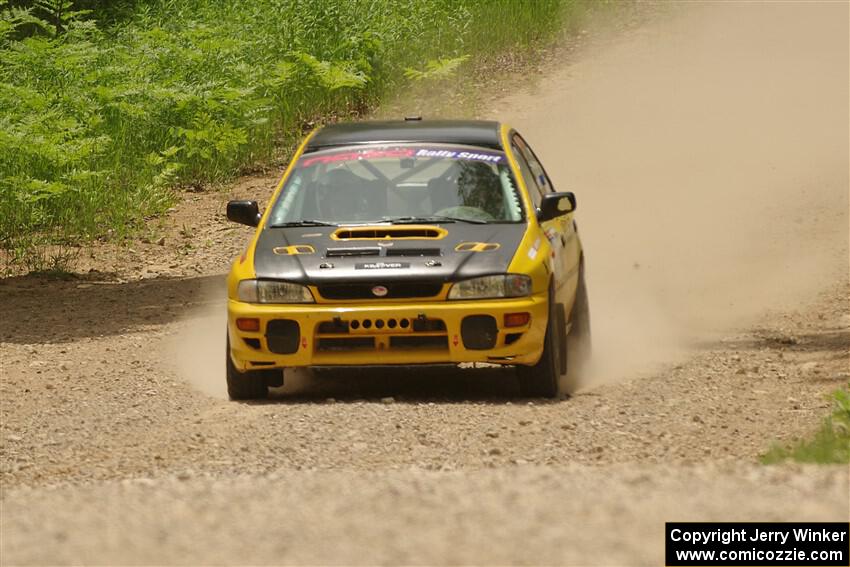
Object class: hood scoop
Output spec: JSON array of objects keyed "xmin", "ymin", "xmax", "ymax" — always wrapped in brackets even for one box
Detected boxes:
[{"xmin": 333, "ymin": 226, "xmax": 447, "ymax": 240}]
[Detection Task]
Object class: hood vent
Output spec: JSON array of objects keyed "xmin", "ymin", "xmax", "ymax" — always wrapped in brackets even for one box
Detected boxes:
[
  {"xmin": 333, "ymin": 226, "xmax": 447, "ymax": 240},
  {"xmin": 385, "ymin": 248, "xmax": 442, "ymax": 257},
  {"xmin": 326, "ymin": 247, "xmax": 381, "ymax": 258}
]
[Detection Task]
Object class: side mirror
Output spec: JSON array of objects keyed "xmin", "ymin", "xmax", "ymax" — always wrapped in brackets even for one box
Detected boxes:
[
  {"xmin": 537, "ymin": 192, "xmax": 576, "ymax": 223},
  {"xmin": 227, "ymin": 200, "xmax": 261, "ymax": 227}
]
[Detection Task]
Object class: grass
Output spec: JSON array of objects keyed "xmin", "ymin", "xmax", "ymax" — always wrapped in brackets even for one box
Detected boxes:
[
  {"xmin": 762, "ymin": 385, "xmax": 850, "ymax": 465},
  {"xmin": 0, "ymin": 0, "xmax": 596, "ymax": 273}
]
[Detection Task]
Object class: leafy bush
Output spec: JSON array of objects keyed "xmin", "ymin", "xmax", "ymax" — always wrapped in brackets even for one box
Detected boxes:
[
  {"xmin": 0, "ymin": 0, "xmax": 586, "ymax": 270},
  {"xmin": 762, "ymin": 385, "xmax": 850, "ymax": 464}
]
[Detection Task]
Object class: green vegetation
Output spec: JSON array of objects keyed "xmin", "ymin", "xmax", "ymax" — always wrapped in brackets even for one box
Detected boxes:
[
  {"xmin": 762, "ymin": 385, "xmax": 850, "ymax": 464},
  {"xmin": 0, "ymin": 0, "xmax": 592, "ymax": 272}
]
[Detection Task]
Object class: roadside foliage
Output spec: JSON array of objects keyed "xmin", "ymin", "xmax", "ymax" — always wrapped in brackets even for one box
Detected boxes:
[
  {"xmin": 0, "ymin": 0, "xmax": 587, "ymax": 272},
  {"xmin": 762, "ymin": 385, "xmax": 850, "ymax": 465}
]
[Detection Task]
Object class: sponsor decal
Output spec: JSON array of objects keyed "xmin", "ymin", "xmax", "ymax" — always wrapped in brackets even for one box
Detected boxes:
[
  {"xmin": 301, "ymin": 148, "xmax": 416, "ymax": 167},
  {"xmin": 355, "ymin": 262, "xmax": 410, "ymax": 269},
  {"xmin": 414, "ymin": 148, "xmax": 503, "ymax": 163},
  {"xmin": 371, "ymin": 285, "xmax": 388, "ymax": 297},
  {"xmin": 300, "ymin": 146, "xmax": 505, "ymax": 168},
  {"xmin": 527, "ymin": 237, "xmax": 541, "ymax": 259}
]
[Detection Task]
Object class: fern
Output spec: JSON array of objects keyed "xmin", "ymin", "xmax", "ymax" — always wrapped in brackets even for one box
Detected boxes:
[
  {"xmin": 0, "ymin": 2, "xmax": 50, "ymax": 42},
  {"xmin": 291, "ymin": 52, "xmax": 368, "ymax": 91},
  {"xmin": 0, "ymin": 0, "xmax": 591, "ymax": 272},
  {"xmin": 33, "ymin": 0, "xmax": 90, "ymax": 36},
  {"xmin": 404, "ymin": 55, "xmax": 470, "ymax": 81}
]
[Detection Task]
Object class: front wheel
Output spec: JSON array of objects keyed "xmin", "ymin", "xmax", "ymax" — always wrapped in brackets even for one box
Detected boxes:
[
  {"xmin": 517, "ymin": 287, "xmax": 562, "ymax": 398},
  {"xmin": 225, "ymin": 334, "xmax": 273, "ymax": 400},
  {"xmin": 562, "ymin": 265, "xmax": 592, "ymax": 396}
]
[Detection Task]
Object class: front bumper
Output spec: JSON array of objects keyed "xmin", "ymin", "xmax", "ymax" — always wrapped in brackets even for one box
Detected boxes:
[{"xmin": 227, "ymin": 293, "xmax": 548, "ymax": 370}]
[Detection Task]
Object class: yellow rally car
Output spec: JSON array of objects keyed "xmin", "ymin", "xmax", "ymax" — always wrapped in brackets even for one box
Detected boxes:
[{"xmin": 225, "ymin": 119, "xmax": 590, "ymax": 399}]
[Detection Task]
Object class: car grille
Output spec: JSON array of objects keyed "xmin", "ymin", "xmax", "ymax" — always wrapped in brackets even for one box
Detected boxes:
[
  {"xmin": 314, "ymin": 316, "xmax": 450, "ymax": 353},
  {"xmin": 389, "ymin": 335, "xmax": 449, "ymax": 349},
  {"xmin": 317, "ymin": 337, "xmax": 375, "ymax": 351},
  {"xmin": 317, "ymin": 281, "xmax": 443, "ymax": 300}
]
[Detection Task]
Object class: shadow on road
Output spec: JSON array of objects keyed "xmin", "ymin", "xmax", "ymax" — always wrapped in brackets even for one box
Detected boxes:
[
  {"xmin": 264, "ymin": 365, "xmax": 533, "ymax": 403},
  {"xmin": 735, "ymin": 328, "xmax": 850, "ymax": 356},
  {"xmin": 256, "ymin": 364, "xmax": 583, "ymax": 404},
  {"xmin": 0, "ymin": 273, "xmax": 225, "ymax": 344}
]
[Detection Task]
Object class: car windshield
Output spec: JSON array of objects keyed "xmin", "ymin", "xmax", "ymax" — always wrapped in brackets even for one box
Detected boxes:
[{"xmin": 268, "ymin": 144, "xmax": 524, "ymax": 226}]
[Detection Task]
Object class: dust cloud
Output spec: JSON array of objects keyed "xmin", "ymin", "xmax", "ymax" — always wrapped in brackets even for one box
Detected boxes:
[
  {"xmin": 172, "ymin": 305, "xmax": 229, "ymax": 398},
  {"xmin": 173, "ymin": 2, "xmax": 848, "ymax": 396},
  {"xmin": 498, "ymin": 2, "xmax": 849, "ymax": 385},
  {"xmin": 169, "ymin": 280, "xmax": 308, "ymax": 399}
]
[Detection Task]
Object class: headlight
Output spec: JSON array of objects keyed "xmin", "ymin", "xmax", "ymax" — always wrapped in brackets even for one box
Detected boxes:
[
  {"xmin": 447, "ymin": 274, "xmax": 532, "ymax": 300},
  {"xmin": 237, "ymin": 280, "xmax": 314, "ymax": 303}
]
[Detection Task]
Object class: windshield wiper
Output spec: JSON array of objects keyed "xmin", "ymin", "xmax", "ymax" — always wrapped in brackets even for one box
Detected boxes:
[
  {"xmin": 383, "ymin": 215, "xmax": 489, "ymax": 225},
  {"xmin": 269, "ymin": 219, "xmax": 337, "ymax": 228}
]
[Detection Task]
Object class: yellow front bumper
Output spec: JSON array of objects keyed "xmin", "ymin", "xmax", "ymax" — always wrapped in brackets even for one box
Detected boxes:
[{"xmin": 227, "ymin": 293, "xmax": 548, "ymax": 370}]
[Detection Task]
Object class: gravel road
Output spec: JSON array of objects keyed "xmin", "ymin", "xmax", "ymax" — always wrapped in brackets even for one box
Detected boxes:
[
  {"xmin": 3, "ymin": 465, "xmax": 846, "ymax": 565},
  {"xmin": 1, "ymin": 2, "xmax": 848, "ymax": 565}
]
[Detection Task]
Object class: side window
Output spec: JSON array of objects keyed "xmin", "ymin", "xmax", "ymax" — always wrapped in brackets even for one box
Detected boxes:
[
  {"xmin": 514, "ymin": 134, "xmax": 553, "ymax": 193},
  {"xmin": 511, "ymin": 141, "xmax": 543, "ymax": 208}
]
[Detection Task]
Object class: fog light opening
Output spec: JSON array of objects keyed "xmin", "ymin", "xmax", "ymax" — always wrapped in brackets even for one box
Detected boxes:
[
  {"xmin": 236, "ymin": 318, "xmax": 260, "ymax": 332},
  {"xmin": 504, "ymin": 312, "xmax": 530, "ymax": 328}
]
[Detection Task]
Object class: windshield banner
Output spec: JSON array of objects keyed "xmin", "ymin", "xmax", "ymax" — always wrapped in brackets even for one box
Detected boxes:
[{"xmin": 301, "ymin": 146, "xmax": 505, "ymax": 167}]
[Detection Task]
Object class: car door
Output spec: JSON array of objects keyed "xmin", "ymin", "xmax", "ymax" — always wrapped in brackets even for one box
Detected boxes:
[{"xmin": 511, "ymin": 132, "xmax": 580, "ymax": 305}]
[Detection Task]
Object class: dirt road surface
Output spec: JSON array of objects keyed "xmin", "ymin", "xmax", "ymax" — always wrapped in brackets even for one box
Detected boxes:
[{"xmin": 1, "ymin": 2, "xmax": 848, "ymax": 565}]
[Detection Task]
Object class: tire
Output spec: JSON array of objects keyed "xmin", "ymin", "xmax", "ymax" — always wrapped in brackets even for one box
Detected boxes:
[
  {"xmin": 562, "ymin": 264, "xmax": 592, "ymax": 396},
  {"xmin": 517, "ymin": 285, "xmax": 562, "ymax": 398},
  {"xmin": 225, "ymin": 334, "xmax": 271, "ymax": 400}
]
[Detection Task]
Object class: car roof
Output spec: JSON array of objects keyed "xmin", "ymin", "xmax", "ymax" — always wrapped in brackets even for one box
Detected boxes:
[{"xmin": 305, "ymin": 119, "xmax": 504, "ymax": 152}]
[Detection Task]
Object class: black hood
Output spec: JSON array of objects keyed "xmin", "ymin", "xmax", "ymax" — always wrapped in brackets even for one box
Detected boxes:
[{"xmin": 252, "ymin": 223, "xmax": 526, "ymax": 286}]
